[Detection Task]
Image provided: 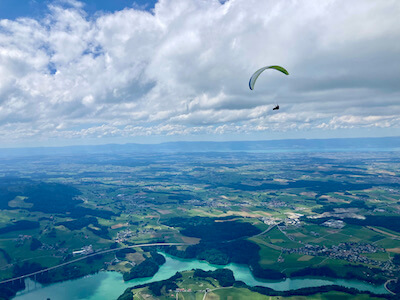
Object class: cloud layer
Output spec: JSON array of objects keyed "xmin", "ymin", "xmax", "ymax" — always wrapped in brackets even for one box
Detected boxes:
[{"xmin": 0, "ymin": 0, "xmax": 399, "ymax": 145}]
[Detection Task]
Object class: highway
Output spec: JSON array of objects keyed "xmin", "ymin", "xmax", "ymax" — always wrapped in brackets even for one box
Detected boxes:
[
  {"xmin": 1, "ymin": 223, "xmax": 279, "ymax": 286},
  {"xmin": 0, "ymin": 242, "xmax": 190, "ymax": 285}
]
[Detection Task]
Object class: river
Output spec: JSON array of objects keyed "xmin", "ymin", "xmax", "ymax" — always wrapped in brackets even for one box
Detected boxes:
[{"xmin": 14, "ymin": 253, "xmax": 388, "ymax": 299}]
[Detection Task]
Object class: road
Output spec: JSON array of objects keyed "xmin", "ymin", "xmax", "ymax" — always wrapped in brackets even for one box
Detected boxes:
[
  {"xmin": 277, "ymin": 224, "xmax": 303, "ymax": 245},
  {"xmin": 0, "ymin": 242, "xmax": 190, "ymax": 285},
  {"xmin": 0, "ymin": 221, "xmax": 288, "ymax": 287},
  {"xmin": 202, "ymin": 286, "xmax": 233, "ymax": 300},
  {"xmin": 1, "ymin": 221, "xmax": 277, "ymax": 286},
  {"xmin": 384, "ymin": 279, "xmax": 396, "ymax": 295},
  {"xmin": 254, "ymin": 222, "xmax": 280, "ymax": 237}
]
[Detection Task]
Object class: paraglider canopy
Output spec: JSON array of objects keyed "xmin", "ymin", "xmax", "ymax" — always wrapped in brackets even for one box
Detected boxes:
[{"xmin": 249, "ymin": 65, "xmax": 289, "ymax": 90}]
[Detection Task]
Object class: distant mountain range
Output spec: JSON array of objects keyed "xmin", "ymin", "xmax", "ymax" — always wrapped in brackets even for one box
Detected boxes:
[{"xmin": 0, "ymin": 136, "xmax": 400, "ymax": 157}]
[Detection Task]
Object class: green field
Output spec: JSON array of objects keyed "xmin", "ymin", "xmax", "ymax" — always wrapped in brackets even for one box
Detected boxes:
[{"xmin": 1, "ymin": 151, "xmax": 400, "ymax": 298}]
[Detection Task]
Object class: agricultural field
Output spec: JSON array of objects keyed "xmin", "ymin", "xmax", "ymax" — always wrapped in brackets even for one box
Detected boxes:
[
  {"xmin": 120, "ymin": 269, "xmax": 388, "ymax": 300},
  {"xmin": 1, "ymin": 150, "xmax": 400, "ymax": 298}
]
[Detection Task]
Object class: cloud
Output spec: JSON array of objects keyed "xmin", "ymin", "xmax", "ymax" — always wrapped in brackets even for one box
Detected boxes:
[{"xmin": 0, "ymin": 0, "xmax": 399, "ymax": 145}]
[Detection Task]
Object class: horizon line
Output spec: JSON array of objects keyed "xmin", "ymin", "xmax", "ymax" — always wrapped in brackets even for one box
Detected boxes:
[{"xmin": 0, "ymin": 135, "xmax": 400, "ymax": 151}]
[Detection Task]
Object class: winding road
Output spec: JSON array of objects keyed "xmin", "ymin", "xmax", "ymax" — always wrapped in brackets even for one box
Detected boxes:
[
  {"xmin": 384, "ymin": 279, "xmax": 396, "ymax": 295},
  {"xmin": 202, "ymin": 286, "xmax": 233, "ymax": 300}
]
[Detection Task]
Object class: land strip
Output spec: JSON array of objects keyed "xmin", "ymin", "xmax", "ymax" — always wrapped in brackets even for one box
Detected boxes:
[{"xmin": 0, "ymin": 242, "xmax": 190, "ymax": 285}]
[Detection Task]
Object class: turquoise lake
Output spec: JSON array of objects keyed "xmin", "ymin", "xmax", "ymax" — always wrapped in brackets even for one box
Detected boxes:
[{"xmin": 14, "ymin": 253, "xmax": 388, "ymax": 299}]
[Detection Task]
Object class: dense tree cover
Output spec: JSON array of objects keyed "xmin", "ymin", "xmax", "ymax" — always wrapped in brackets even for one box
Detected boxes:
[
  {"xmin": 196, "ymin": 248, "xmax": 229, "ymax": 265},
  {"xmin": 110, "ymin": 242, "xmax": 119, "ymax": 249},
  {"xmin": 164, "ymin": 239, "xmax": 260, "ymax": 265},
  {"xmin": 312, "ymin": 199, "xmax": 371, "ymax": 214},
  {"xmin": 392, "ymin": 254, "xmax": 400, "ymax": 265},
  {"xmin": 249, "ymin": 284, "xmax": 393, "ymax": 299},
  {"xmin": 0, "ymin": 179, "xmax": 81, "ymax": 213},
  {"xmin": 68, "ymin": 207, "xmax": 116, "ymax": 219},
  {"xmin": 290, "ymin": 266, "xmax": 384, "ymax": 285},
  {"xmin": 343, "ymin": 216, "xmax": 400, "ymax": 233},
  {"xmin": 117, "ymin": 270, "xmax": 393, "ymax": 300},
  {"xmin": 123, "ymin": 259, "xmax": 159, "ymax": 281},
  {"xmin": 163, "ymin": 239, "xmax": 285, "ymax": 280},
  {"xmin": 0, "ymin": 248, "xmax": 11, "ymax": 263},
  {"xmin": 122, "ymin": 253, "xmax": 166, "ymax": 281},
  {"xmin": 250, "ymin": 263, "xmax": 286, "ymax": 280},
  {"xmin": 115, "ymin": 248, "xmax": 136, "ymax": 260},
  {"xmin": 30, "ymin": 238, "xmax": 42, "ymax": 251},
  {"xmin": 24, "ymin": 183, "xmax": 82, "ymax": 214},
  {"xmin": 0, "ymin": 280, "xmax": 25, "ymax": 300},
  {"xmin": 29, "ymin": 261, "xmax": 103, "ymax": 285},
  {"xmin": 0, "ymin": 260, "xmax": 44, "ymax": 299},
  {"xmin": 36, "ymin": 265, "xmax": 81, "ymax": 284},
  {"xmin": 56, "ymin": 216, "xmax": 110, "ymax": 239},
  {"xmin": 150, "ymin": 251, "xmax": 166, "ymax": 265},
  {"xmin": 301, "ymin": 217, "xmax": 331, "ymax": 225},
  {"xmin": 0, "ymin": 188, "xmax": 18, "ymax": 209},
  {"xmin": 342, "ymin": 264, "xmax": 385, "ymax": 284},
  {"xmin": 0, "ymin": 220, "xmax": 40, "ymax": 235},
  {"xmin": 162, "ymin": 245, "xmax": 190, "ymax": 258},
  {"xmin": 163, "ymin": 217, "xmax": 261, "ymax": 242},
  {"xmin": 86, "ymin": 253, "xmax": 104, "ymax": 265},
  {"xmin": 222, "ymin": 180, "xmax": 373, "ymax": 194},
  {"xmin": 118, "ymin": 272, "xmax": 182, "ymax": 299},
  {"xmin": 116, "ymin": 290, "xmax": 133, "ymax": 300},
  {"xmin": 193, "ymin": 269, "xmax": 235, "ymax": 287},
  {"xmin": 6, "ymin": 256, "xmax": 106, "ymax": 288},
  {"xmin": 56, "ymin": 217, "xmax": 98, "ymax": 230},
  {"xmin": 87, "ymin": 225, "xmax": 109, "ymax": 240},
  {"xmin": 148, "ymin": 277, "xmax": 179, "ymax": 296},
  {"xmin": 167, "ymin": 194, "xmax": 196, "ymax": 203},
  {"xmin": 314, "ymin": 169, "xmax": 368, "ymax": 176},
  {"xmin": 387, "ymin": 279, "xmax": 400, "ymax": 294},
  {"xmin": 290, "ymin": 266, "xmax": 337, "ymax": 278},
  {"xmin": 305, "ymin": 215, "xmax": 400, "ymax": 234},
  {"xmin": 13, "ymin": 262, "xmax": 44, "ymax": 277},
  {"xmin": 303, "ymin": 211, "xmax": 400, "ymax": 234},
  {"xmin": 0, "ymin": 179, "xmax": 114, "ymax": 219}
]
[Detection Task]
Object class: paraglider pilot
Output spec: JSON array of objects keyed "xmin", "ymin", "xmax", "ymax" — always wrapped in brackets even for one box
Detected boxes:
[{"xmin": 273, "ymin": 105, "xmax": 279, "ymax": 110}]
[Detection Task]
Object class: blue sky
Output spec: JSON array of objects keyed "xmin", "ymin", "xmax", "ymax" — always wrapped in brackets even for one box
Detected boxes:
[
  {"xmin": 0, "ymin": 0, "xmax": 399, "ymax": 147},
  {"xmin": 0, "ymin": 0, "xmax": 157, "ymax": 20}
]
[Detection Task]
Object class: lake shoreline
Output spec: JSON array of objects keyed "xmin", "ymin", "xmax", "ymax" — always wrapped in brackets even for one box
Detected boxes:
[{"xmin": 14, "ymin": 252, "xmax": 389, "ymax": 300}]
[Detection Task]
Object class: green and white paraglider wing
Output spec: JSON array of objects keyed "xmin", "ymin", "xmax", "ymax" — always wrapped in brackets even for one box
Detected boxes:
[{"xmin": 249, "ymin": 65, "xmax": 289, "ymax": 90}]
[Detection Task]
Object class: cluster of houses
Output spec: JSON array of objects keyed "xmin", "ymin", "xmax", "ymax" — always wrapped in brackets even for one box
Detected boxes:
[
  {"xmin": 14, "ymin": 234, "xmax": 31, "ymax": 245},
  {"xmin": 114, "ymin": 228, "xmax": 156, "ymax": 243},
  {"xmin": 322, "ymin": 219, "xmax": 345, "ymax": 229},
  {"xmin": 283, "ymin": 242, "xmax": 396, "ymax": 270},
  {"xmin": 72, "ymin": 245, "xmax": 93, "ymax": 256},
  {"xmin": 115, "ymin": 229, "xmax": 134, "ymax": 242}
]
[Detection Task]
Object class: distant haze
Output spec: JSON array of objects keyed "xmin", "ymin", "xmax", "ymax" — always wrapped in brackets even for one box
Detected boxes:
[
  {"xmin": 0, "ymin": 136, "xmax": 399, "ymax": 157},
  {"xmin": 0, "ymin": 0, "xmax": 399, "ymax": 146}
]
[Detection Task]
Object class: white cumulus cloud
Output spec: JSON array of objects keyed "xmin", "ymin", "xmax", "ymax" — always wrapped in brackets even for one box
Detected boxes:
[{"xmin": 0, "ymin": 0, "xmax": 399, "ymax": 145}]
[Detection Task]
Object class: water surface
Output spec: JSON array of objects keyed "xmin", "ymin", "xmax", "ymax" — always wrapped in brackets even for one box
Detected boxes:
[{"xmin": 14, "ymin": 253, "xmax": 388, "ymax": 299}]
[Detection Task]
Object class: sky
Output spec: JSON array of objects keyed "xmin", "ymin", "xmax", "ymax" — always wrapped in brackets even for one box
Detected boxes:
[{"xmin": 0, "ymin": 0, "xmax": 399, "ymax": 147}]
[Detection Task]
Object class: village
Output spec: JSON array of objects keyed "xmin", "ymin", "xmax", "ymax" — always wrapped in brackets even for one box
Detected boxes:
[{"xmin": 283, "ymin": 242, "xmax": 396, "ymax": 271}]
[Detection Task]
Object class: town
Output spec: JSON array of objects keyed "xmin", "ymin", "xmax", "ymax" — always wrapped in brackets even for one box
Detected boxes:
[{"xmin": 283, "ymin": 242, "xmax": 396, "ymax": 271}]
